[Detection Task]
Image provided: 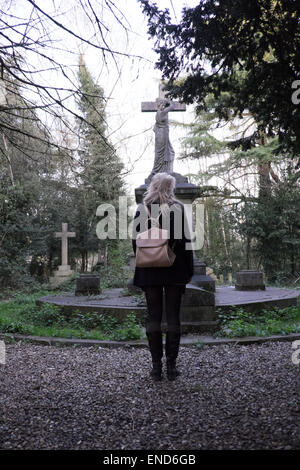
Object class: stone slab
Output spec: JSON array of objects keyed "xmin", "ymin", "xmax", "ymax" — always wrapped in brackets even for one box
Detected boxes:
[
  {"xmin": 38, "ymin": 286, "xmax": 300, "ymax": 311},
  {"xmin": 216, "ymin": 286, "xmax": 299, "ymax": 313}
]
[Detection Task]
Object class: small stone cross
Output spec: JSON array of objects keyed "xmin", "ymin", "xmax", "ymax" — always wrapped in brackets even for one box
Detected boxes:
[
  {"xmin": 141, "ymin": 82, "xmax": 186, "ymax": 113},
  {"xmin": 55, "ymin": 223, "xmax": 76, "ymax": 267}
]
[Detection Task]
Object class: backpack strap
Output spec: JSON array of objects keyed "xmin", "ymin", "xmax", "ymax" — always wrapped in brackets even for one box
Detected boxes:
[
  {"xmin": 144, "ymin": 204, "xmax": 176, "ymax": 251},
  {"xmin": 144, "ymin": 204, "xmax": 161, "ymax": 228}
]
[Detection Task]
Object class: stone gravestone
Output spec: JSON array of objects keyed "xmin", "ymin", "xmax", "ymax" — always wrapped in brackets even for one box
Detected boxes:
[
  {"xmin": 75, "ymin": 273, "xmax": 101, "ymax": 296},
  {"xmin": 235, "ymin": 270, "xmax": 265, "ymax": 290},
  {"xmin": 49, "ymin": 223, "xmax": 76, "ymax": 288}
]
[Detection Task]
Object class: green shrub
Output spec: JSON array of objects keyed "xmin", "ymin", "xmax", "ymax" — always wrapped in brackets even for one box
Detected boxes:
[
  {"xmin": 50, "ymin": 275, "xmax": 78, "ymax": 293},
  {"xmin": 0, "ymin": 317, "xmax": 33, "ymax": 335},
  {"xmin": 0, "ymin": 292, "xmax": 145, "ymax": 341},
  {"xmin": 68, "ymin": 310, "xmax": 118, "ymax": 331},
  {"xmin": 98, "ymin": 313, "xmax": 119, "ymax": 333},
  {"xmin": 216, "ymin": 304, "xmax": 300, "ymax": 337},
  {"xmin": 111, "ymin": 313, "xmax": 144, "ymax": 341},
  {"xmin": 20, "ymin": 303, "xmax": 64, "ymax": 327}
]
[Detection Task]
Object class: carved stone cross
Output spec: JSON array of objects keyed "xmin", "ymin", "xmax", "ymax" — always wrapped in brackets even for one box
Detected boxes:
[
  {"xmin": 55, "ymin": 223, "xmax": 76, "ymax": 267},
  {"xmin": 141, "ymin": 82, "xmax": 186, "ymax": 112},
  {"xmin": 141, "ymin": 82, "xmax": 187, "ymax": 181}
]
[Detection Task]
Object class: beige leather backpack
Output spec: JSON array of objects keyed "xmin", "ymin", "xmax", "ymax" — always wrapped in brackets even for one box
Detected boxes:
[{"xmin": 135, "ymin": 205, "xmax": 176, "ymax": 268}]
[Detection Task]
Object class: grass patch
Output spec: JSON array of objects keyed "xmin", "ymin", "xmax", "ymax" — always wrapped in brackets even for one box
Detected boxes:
[
  {"xmin": 0, "ymin": 291, "xmax": 146, "ymax": 341},
  {"xmin": 215, "ymin": 304, "xmax": 300, "ymax": 338}
]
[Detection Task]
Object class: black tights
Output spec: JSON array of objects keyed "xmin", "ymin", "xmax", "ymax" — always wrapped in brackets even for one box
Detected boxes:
[{"xmin": 144, "ymin": 285, "xmax": 183, "ymax": 334}]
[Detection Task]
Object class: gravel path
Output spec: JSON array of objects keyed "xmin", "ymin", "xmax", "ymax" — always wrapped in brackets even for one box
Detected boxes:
[{"xmin": 0, "ymin": 340, "xmax": 299, "ymax": 450}]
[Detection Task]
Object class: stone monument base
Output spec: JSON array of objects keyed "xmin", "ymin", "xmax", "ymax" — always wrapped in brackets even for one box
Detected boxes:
[
  {"xmin": 144, "ymin": 171, "xmax": 189, "ymax": 186},
  {"xmin": 135, "ymin": 174, "xmax": 202, "ymax": 204},
  {"xmin": 192, "ymin": 260, "xmax": 216, "ymax": 292},
  {"xmin": 49, "ymin": 265, "xmax": 74, "ymax": 288}
]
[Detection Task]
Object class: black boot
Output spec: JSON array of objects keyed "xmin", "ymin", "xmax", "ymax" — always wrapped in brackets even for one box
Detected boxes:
[
  {"xmin": 146, "ymin": 330, "xmax": 163, "ymax": 381},
  {"xmin": 165, "ymin": 329, "xmax": 181, "ymax": 381},
  {"xmin": 150, "ymin": 361, "xmax": 162, "ymax": 381},
  {"xmin": 166, "ymin": 360, "xmax": 180, "ymax": 381}
]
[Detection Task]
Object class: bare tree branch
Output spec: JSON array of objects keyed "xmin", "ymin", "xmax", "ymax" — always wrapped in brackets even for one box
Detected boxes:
[{"xmin": 0, "ymin": 0, "xmax": 149, "ymax": 162}]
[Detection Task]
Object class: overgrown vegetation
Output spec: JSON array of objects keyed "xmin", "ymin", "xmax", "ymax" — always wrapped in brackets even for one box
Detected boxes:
[
  {"xmin": 1, "ymin": 289, "xmax": 299, "ymax": 342},
  {"xmin": 0, "ymin": 292, "xmax": 145, "ymax": 341},
  {"xmin": 216, "ymin": 305, "xmax": 300, "ymax": 338}
]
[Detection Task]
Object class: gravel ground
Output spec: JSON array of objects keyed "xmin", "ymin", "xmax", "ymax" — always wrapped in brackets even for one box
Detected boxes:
[{"xmin": 0, "ymin": 340, "xmax": 299, "ymax": 450}]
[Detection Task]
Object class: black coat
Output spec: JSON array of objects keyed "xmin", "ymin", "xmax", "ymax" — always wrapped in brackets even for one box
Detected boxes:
[{"xmin": 132, "ymin": 201, "xmax": 194, "ymax": 292}]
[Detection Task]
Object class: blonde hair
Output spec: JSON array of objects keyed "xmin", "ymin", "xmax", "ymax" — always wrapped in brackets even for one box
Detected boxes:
[{"xmin": 143, "ymin": 173, "xmax": 181, "ymax": 213}]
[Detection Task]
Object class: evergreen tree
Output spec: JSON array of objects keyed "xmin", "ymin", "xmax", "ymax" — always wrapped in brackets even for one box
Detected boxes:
[
  {"xmin": 139, "ymin": 0, "xmax": 300, "ymax": 155},
  {"xmin": 180, "ymin": 87, "xmax": 300, "ymax": 281},
  {"xmin": 75, "ymin": 56, "xmax": 125, "ymax": 272},
  {"xmin": 0, "ymin": 72, "xmax": 57, "ymax": 286}
]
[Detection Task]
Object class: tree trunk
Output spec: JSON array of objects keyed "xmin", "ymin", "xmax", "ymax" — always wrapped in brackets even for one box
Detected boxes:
[{"xmin": 80, "ymin": 252, "xmax": 87, "ymax": 272}]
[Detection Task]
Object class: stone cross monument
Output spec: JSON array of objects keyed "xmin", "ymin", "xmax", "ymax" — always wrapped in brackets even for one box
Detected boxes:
[
  {"xmin": 141, "ymin": 82, "xmax": 187, "ymax": 184},
  {"xmin": 134, "ymin": 80, "xmax": 216, "ymax": 295},
  {"xmin": 55, "ymin": 223, "xmax": 76, "ymax": 269},
  {"xmin": 141, "ymin": 82, "xmax": 186, "ymax": 112},
  {"xmin": 49, "ymin": 223, "xmax": 76, "ymax": 288}
]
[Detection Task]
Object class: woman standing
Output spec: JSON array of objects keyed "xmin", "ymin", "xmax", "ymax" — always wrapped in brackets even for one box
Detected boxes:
[{"xmin": 132, "ymin": 173, "xmax": 194, "ymax": 381}]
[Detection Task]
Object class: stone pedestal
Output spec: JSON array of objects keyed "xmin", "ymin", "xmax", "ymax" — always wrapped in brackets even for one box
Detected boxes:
[
  {"xmin": 49, "ymin": 265, "xmax": 74, "ymax": 288},
  {"xmin": 135, "ymin": 172, "xmax": 200, "ymax": 205},
  {"xmin": 163, "ymin": 284, "xmax": 217, "ymax": 332},
  {"xmin": 235, "ymin": 270, "xmax": 265, "ymax": 291},
  {"xmin": 181, "ymin": 284, "xmax": 216, "ymax": 329},
  {"xmin": 75, "ymin": 274, "xmax": 101, "ymax": 296},
  {"xmin": 192, "ymin": 260, "xmax": 216, "ymax": 292}
]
